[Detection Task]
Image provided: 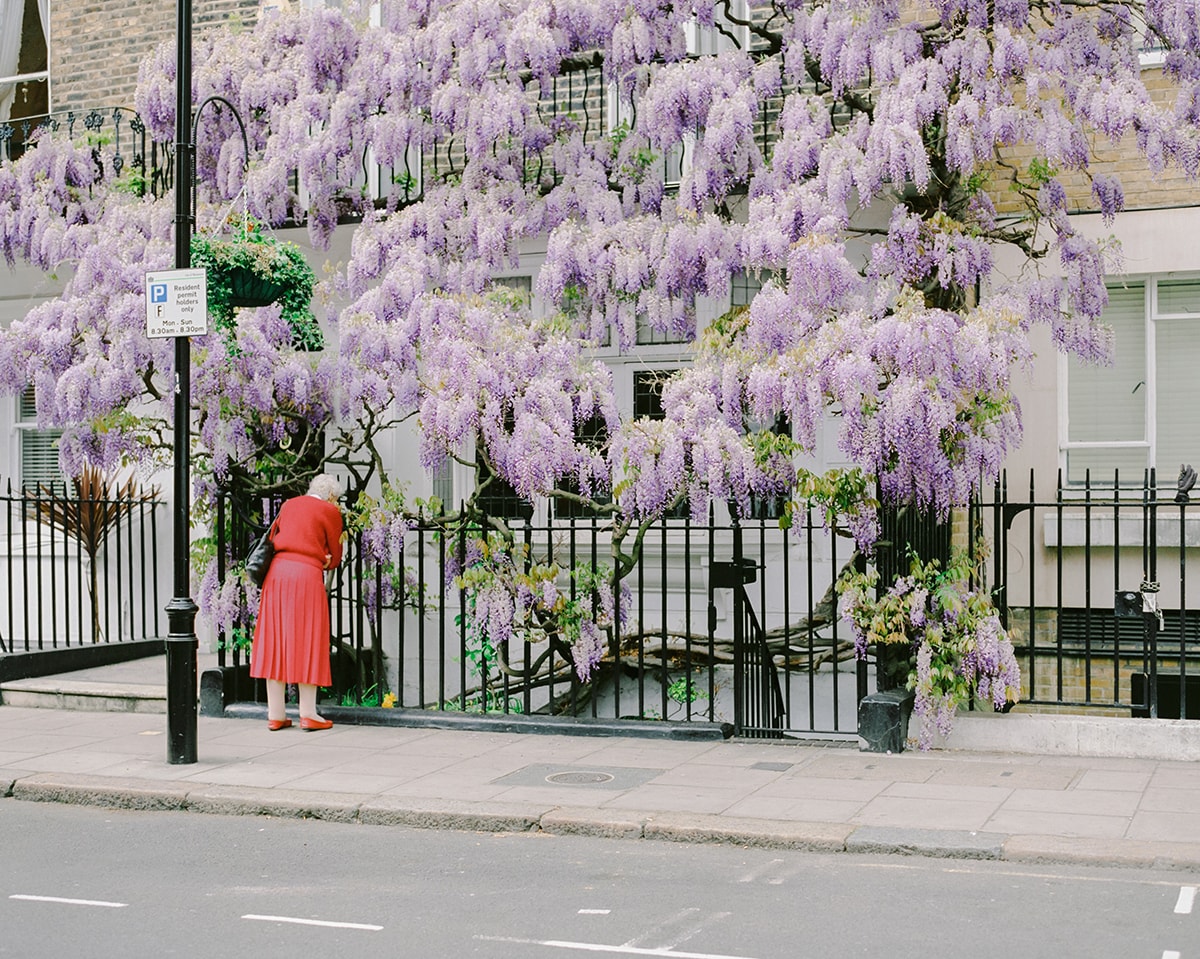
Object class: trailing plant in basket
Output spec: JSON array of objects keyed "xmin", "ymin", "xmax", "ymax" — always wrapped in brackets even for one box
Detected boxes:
[
  {"xmin": 838, "ymin": 547, "xmax": 1022, "ymax": 750},
  {"xmin": 189, "ymin": 219, "xmax": 321, "ymax": 350}
]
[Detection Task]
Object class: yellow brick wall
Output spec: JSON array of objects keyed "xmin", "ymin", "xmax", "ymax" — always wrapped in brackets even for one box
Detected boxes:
[
  {"xmin": 1006, "ymin": 607, "xmax": 1192, "ymax": 715},
  {"xmin": 49, "ymin": 0, "xmax": 260, "ymax": 112},
  {"xmin": 989, "ymin": 69, "xmax": 1200, "ymax": 215}
]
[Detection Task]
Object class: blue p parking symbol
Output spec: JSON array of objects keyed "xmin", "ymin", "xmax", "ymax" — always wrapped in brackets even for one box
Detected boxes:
[{"xmin": 150, "ymin": 283, "xmax": 168, "ymax": 304}]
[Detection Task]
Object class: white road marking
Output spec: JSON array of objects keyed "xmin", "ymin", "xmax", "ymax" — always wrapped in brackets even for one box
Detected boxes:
[
  {"xmin": 736, "ymin": 859, "xmax": 785, "ymax": 883},
  {"xmin": 656, "ymin": 912, "xmax": 731, "ymax": 952},
  {"xmin": 941, "ymin": 865, "xmax": 1184, "ymax": 888},
  {"xmin": 242, "ymin": 914, "xmax": 382, "ymax": 931},
  {"xmin": 623, "ymin": 907, "xmax": 700, "ymax": 948},
  {"xmin": 475, "ymin": 936, "xmax": 762, "ymax": 959},
  {"xmin": 10, "ymin": 895, "xmax": 127, "ymax": 908},
  {"xmin": 1174, "ymin": 886, "xmax": 1196, "ymax": 915},
  {"xmin": 579, "ymin": 909, "xmax": 612, "ymax": 915},
  {"xmin": 768, "ymin": 863, "xmax": 808, "ymax": 886},
  {"xmin": 1162, "ymin": 951, "xmax": 1180, "ymax": 959}
]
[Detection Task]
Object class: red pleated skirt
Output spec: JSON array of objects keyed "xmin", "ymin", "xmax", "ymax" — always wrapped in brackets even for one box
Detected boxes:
[{"xmin": 250, "ymin": 554, "xmax": 332, "ymax": 686}]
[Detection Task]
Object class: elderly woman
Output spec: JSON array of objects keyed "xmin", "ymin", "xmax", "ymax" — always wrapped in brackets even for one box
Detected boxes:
[{"xmin": 251, "ymin": 473, "xmax": 345, "ymax": 731}]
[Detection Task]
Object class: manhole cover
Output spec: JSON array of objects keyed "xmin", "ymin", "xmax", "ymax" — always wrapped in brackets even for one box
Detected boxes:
[
  {"xmin": 493, "ymin": 763, "xmax": 663, "ymax": 790},
  {"xmin": 546, "ymin": 771, "xmax": 616, "ymax": 785}
]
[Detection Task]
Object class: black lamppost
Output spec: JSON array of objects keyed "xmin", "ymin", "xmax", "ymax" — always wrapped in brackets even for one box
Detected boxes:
[{"xmin": 165, "ymin": 0, "xmax": 197, "ymax": 765}]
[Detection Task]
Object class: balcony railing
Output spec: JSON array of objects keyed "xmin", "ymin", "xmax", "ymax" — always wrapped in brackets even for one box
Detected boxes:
[
  {"xmin": 3, "ymin": 61, "xmax": 784, "ymax": 223},
  {"xmin": 0, "ymin": 107, "xmax": 176, "ymax": 199}
]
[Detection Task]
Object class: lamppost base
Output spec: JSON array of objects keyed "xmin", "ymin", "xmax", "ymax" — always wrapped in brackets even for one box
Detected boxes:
[{"xmin": 166, "ymin": 598, "xmax": 199, "ymax": 765}]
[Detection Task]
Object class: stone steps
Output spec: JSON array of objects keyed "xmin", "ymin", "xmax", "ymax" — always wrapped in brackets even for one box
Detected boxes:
[{"xmin": 0, "ymin": 678, "xmax": 167, "ymax": 714}]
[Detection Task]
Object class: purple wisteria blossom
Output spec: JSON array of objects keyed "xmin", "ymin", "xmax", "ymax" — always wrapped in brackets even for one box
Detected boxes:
[{"xmin": 1, "ymin": 0, "xmax": 1198, "ymax": 658}]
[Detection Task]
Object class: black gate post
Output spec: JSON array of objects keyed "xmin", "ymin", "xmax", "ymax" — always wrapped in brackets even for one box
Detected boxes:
[
  {"xmin": 1145, "ymin": 469, "xmax": 1160, "ymax": 719},
  {"xmin": 730, "ymin": 515, "xmax": 745, "ymax": 734},
  {"xmin": 713, "ymin": 517, "xmax": 772, "ymax": 736}
]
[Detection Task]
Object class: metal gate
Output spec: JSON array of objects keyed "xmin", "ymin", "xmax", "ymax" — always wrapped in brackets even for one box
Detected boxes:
[{"xmin": 971, "ymin": 470, "xmax": 1200, "ymax": 718}]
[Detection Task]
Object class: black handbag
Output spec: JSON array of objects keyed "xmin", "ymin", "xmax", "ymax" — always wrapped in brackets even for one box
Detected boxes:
[{"xmin": 245, "ymin": 518, "xmax": 279, "ymax": 587}]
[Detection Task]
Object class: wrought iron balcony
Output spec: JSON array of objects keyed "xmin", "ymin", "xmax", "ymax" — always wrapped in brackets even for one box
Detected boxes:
[
  {"xmin": 0, "ymin": 107, "xmax": 176, "ymax": 199},
  {"xmin": 1, "ymin": 65, "xmax": 782, "ymax": 224}
]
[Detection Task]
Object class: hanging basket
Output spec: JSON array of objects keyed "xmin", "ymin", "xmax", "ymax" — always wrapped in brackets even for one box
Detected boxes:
[
  {"xmin": 189, "ymin": 228, "xmax": 321, "ymax": 351},
  {"xmin": 225, "ymin": 266, "xmax": 287, "ymax": 309}
]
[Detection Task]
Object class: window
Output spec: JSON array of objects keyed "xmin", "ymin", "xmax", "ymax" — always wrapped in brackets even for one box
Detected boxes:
[
  {"xmin": 633, "ymin": 370, "xmax": 672, "ymax": 420},
  {"xmin": 684, "ymin": 0, "xmax": 751, "ymax": 56},
  {"xmin": 488, "ymin": 275, "xmax": 533, "ymax": 309},
  {"xmin": 604, "ymin": 3, "xmax": 751, "ymax": 191},
  {"xmin": 476, "ymin": 412, "xmax": 533, "ymax": 522},
  {"xmin": 1129, "ymin": 9, "xmax": 1167, "ymax": 68},
  {"xmin": 0, "ymin": 0, "xmax": 49, "ymax": 135},
  {"xmin": 553, "ymin": 413, "xmax": 610, "ymax": 519},
  {"xmin": 431, "ymin": 458, "xmax": 455, "ymax": 512},
  {"xmin": 633, "ymin": 369, "xmax": 689, "ymax": 517},
  {"xmin": 746, "ymin": 413, "xmax": 791, "ymax": 521},
  {"xmin": 16, "ymin": 385, "xmax": 63, "ymax": 488},
  {"xmin": 731, "ymin": 269, "xmax": 764, "ymax": 308},
  {"xmin": 635, "ymin": 313, "xmax": 690, "ymax": 345},
  {"xmin": 1064, "ymin": 277, "xmax": 1200, "ymax": 485},
  {"xmin": 476, "ymin": 452, "xmax": 533, "ymax": 521}
]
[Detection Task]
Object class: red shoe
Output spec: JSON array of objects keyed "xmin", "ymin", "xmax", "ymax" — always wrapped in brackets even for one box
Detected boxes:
[
  {"xmin": 299, "ymin": 716, "xmax": 333, "ymax": 731},
  {"xmin": 267, "ymin": 718, "xmax": 293, "ymax": 731}
]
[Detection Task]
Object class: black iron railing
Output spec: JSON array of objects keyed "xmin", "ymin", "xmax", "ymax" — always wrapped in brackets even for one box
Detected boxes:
[
  {"xmin": 0, "ymin": 482, "xmax": 164, "ymax": 653},
  {"xmin": 0, "ymin": 107, "xmax": 174, "ymax": 198},
  {"xmin": 971, "ymin": 469, "xmax": 1200, "ymax": 719},
  {"xmin": 216, "ymin": 494, "xmax": 863, "ymax": 738}
]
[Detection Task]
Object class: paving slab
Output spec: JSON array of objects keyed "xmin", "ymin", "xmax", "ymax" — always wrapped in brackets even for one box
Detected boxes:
[{"xmin": 853, "ymin": 794, "xmax": 1001, "ymax": 832}]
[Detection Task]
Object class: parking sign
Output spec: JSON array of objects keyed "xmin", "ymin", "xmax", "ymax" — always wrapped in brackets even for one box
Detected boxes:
[{"xmin": 145, "ymin": 269, "xmax": 208, "ymax": 338}]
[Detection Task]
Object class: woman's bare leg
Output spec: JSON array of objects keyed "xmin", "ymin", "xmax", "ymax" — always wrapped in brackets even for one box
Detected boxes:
[
  {"xmin": 266, "ymin": 679, "xmax": 287, "ymax": 722},
  {"xmin": 298, "ymin": 683, "xmax": 323, "ymax": 721}
]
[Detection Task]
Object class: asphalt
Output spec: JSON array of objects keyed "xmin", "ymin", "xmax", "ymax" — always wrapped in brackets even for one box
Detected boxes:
[{"xmin": 3, "ymin": 654, "xmax": 1200, "ymax": 871}]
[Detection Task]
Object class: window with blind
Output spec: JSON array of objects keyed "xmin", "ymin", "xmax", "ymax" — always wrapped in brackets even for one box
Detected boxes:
[
  {"xmin": 1065, "ymin": 278, "xmax": 1200, "ymax": 485},
  {"xmin": 488, "ymin": 275, "xmax": 533, "ymax": 308},
  {"xmin": 16, "ymin": 385, "xmax": 64, "ymax": 488}
]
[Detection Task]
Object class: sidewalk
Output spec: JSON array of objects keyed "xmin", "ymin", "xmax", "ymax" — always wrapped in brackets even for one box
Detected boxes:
[{"xmin": 3, "ymin": 656, "xmax": 1200, "ymax": 870}]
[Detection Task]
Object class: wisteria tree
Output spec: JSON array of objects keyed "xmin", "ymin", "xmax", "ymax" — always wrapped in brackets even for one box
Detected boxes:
[{"xmin": 2, "ymin": 0, "xmax": 1198, "ymax": 714}]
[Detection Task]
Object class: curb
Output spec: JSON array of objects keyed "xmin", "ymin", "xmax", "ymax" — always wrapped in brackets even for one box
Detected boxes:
[
  {"xmin": 8, "ymin": 771, "xmax": 1200, "ymax": 870},
  {"xmin": 846, "ymin": 826, "xmax": 1006, "ymax": 860},
  {"xmin": 220, "ymin": 700, "xmax": 734, "ymax": 741}
]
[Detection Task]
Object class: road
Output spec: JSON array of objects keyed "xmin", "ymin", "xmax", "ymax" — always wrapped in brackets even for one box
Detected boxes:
[{"xmin": 1, "ymin": 802, "xmax": 1196, "ymax": 958}]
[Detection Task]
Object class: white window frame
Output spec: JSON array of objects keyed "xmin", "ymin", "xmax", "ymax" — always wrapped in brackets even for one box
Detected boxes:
[
  {"xmin": 0, "ymin": 0, "xmax": 51, "ymax": 125},
  {"xmin": 1059, "ymin": 274, "xmax": 1200, "ymax": 487},
  {"xmin": 1131, "ymin": 9, "xmax": 1167, "ymax": 68},
  {"xmin": 14, "ymin": 384, "xmax": 64, "ymax": 489},
  {"xmin": 684, "ymin": 0, "xmax": 751, "ymax": 56}
]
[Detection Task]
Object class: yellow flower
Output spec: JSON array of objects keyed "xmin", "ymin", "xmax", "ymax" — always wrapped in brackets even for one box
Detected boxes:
[{"xmin": 381, "ymin": 692, "xmax": 398, "ymax": 709}]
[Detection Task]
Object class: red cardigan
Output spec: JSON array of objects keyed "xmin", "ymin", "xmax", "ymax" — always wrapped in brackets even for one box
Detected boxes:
[{"xmin": 270, "ymin": 495, "xmax": 344, "ymax": 569}]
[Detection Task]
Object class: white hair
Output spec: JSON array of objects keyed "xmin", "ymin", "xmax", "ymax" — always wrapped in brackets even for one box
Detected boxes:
[{"xmin": 306, "ymin": 473, "xmax": 344, "ymax": 503}]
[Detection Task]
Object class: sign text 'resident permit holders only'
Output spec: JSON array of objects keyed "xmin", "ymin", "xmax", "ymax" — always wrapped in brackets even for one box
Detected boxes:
[{"xmin": 146, "ymin": 269, "xmax": 208, "ymax": 338}]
